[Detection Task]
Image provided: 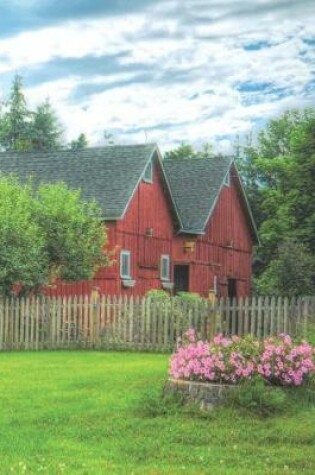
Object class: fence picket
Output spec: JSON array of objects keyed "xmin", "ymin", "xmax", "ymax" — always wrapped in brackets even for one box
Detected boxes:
[
  {"xmin": 250, "ymin": 297, "xmax": 257, "ymax": 336},
  {"xmin": 122, "ymin": 296, "xmax": 128, "ymax": 346},
  {"xmin": 243, "ymin": 296, "xmax": 249, "ymax": 334},
  {"xmin": 95, "ymin": 294, "xmax": 101, "ymax": 349},
  {"xmin": 302, "ymin": 297, "xmax": 309, "ymax": 336},
  {"xmin": 283, "ymin": 297, "xmax": 289, "ymax": 334},
  {"xmin": 163, "ymin": 299, "xmax": 170, "ymax": 350},
  {"xmin": 270, "ymin": 296, "xmax": 276, "ymax": 336},
  {"xmin": 35, "ymin": 297, "xmax": 40, "ymax": 350},
  {"xmin": 14, "ymin": 298, "xmax": 20, "ymax": 350},
  {"xmin": 30, "ymin": 298, "xmax": 35, "ymax": 350},
  {"xmin": 257, "ymin": 296, "xmax": 263, "ymax": 339},
  {"xmin": 0, "ymin": 300, "xmax": 3, "ymax": 351},
  {"xmin": 289, "ymin": 297, "xmax": 296, "ymax": 335},
  {"xmin": 0, "ymin": 294, "xmax": 313, "ymax": 352},
  {"xmin": 25, "ymin": 297, "xmax": 30, "ymax": 350},
  {"xmin": 276, "ymin": 296, "xmax": 282, "ymax": 335},
  {"xmin": 238, "ymin": 297, "xmax": 244, "ymax": 336}
]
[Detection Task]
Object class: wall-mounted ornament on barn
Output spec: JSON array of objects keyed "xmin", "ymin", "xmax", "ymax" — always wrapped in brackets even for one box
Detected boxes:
[{"xmin": 183, "ymin": 241, "xmax": 196, "ymax": 253}]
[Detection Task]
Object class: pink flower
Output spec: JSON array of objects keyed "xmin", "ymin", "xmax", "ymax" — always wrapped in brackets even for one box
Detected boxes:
[{"xmin": 169, "ymin": 329, "xmax": 314, "ymax": 387}]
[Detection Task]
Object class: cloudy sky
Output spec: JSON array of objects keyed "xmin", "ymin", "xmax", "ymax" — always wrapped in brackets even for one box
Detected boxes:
[{"xmin": 0, "ymin": 0, "xmax": 314, "ymax": 152}]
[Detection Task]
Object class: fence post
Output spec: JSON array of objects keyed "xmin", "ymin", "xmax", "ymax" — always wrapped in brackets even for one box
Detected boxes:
[
  {"xmin": 91, "ymin": 289, "xmax": 100, "ymax": 349},
  {"xmin": 250, "ymin": 296, "xmax": 256, "ymax": 337}
]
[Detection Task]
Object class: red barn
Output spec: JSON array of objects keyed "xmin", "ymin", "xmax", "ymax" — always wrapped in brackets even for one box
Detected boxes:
[{"xmin": 0, "ymin": 144, "xmax": 258, "ymax": 298}]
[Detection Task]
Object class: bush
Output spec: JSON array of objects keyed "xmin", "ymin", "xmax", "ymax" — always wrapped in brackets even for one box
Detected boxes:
[
  {"xmin": 257, "ymin": 334, "xmax": 314, "ymax": 386},
  {"xmin": 145, "ymin": 289, "xmax": 170, "ymax": 300},
  {"xmin": 175, "ymin": 292, "xmax": 204, "ymax": 303},
  {"xmin": 228, "ymin": 377, "xmax": 287, "ymax": 415},
  {"xmin": 169, "ymin": 330, "xmax": 315, "ymax": 387}
]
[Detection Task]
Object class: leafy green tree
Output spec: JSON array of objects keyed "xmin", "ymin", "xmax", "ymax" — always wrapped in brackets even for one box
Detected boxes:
[
  {"xmin": 237, "ymin": 109, "xmax": 315, "ymax": 276},
  {"xmin": 0, "ymin": 176, "xmax": 109, "ymax": 296},
  {"xmin": 70, "ymin": 133, "xmax": 88, "ymax": 150},
  {"xmin": 199, "ymin": 142, "xmax": 215, "ymax": 158},
  {"xmin": 36, "ymin": 183, "xmax": 109, "ymax": 282},
  {"xmin": 290, "ymin": 117, "xmax": 315, "ymax": 254},
  {"xmin": 164, "ymin": 143, "xmax": 195, "ymax": 160},
  {"xmin": 164, "ymin": 142, "xmax": 215, "ymax": 160},
  {"xmin": 234, "ymin": 134, "xmax": 265, "ymax": 230},
  {"xmin": 0, "ymin": 75, "xmax": 32, "ymax": 151},
  {"xmin": 0, "ymin": 176, "xmax": 47, "ymax": 295},
  {"xmin": 31, "ymin": 99, "xmax": 63, "ymax": 150},
  {"xmin": 255, "ymin": 239, "xmax": 314, "ymax": 296}
]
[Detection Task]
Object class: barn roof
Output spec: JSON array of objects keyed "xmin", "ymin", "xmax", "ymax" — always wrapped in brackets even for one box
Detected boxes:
[
  {"xmin": 163, "ymin": 156, "xmax": 232, "ymax": 233},
  {"xmin": 163, "ymin": 156, "xmax": 259, "ymax": 242},
  {"xmin": 0, "ymin": 144, "xmax": 157, "ymax": 219},
  {"xmin": 0, "ymin": 144, "xmax": 258, "ymax": 242}
]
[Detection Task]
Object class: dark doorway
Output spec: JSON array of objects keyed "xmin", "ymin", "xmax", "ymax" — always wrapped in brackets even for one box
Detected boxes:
[
  {"xmin": 174, "ymin": 265, "xmax": 189, "ymax": 293},
  {"xmin": 227, "ymin": 278, "xmax": 238, "ymax": 334},
  {"xmin": 227, "ymin": 278, "xmax": 237, "ymax": 300}
]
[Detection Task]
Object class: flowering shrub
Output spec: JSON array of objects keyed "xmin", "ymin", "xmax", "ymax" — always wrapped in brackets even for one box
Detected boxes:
[
  {"xmin": 258, "ymin": 334, "xmax": 314, "ymax": 386},
  {"xmin": 169, "ymin": 330, "xmax": 315, "ymax": 387}
]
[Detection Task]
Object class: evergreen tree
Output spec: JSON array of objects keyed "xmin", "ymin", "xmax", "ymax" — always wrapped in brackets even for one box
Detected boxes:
[
  {"xmin": 0, "ymin": 75, "xmax": 32, "ymax": 151},
  {"xmin": 31, "ymin": 99, "xmax": 63, "ymax": 150},
  {"xmin": 0, "ymin": 76, "xmax": 65, "ymax": 152}
]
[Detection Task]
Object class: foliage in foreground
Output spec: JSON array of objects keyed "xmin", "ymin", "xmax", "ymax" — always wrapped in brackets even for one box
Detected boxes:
[
  {"xmin": 170, "ymin": 330, "xmax": 314, "ymax": 386},
  {"xmin": 0, "ymin": 176, "xmax": 109, "ymax": 295},
  {"xmin": 1, "ymin": 351, "xmax": 314, "ymax": 474}
]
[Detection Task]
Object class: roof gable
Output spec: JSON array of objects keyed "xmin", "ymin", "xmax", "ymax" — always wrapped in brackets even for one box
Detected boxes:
[
  {"xmin": 163, "ymin": 156, "xmax": 259, "ymax": 243},
  {"xmin": 0, "ymin": 144, "xmax": 157, "ymax": 219},
  {"xmin": 163, "ymin": 156, "xmax": 233, "ymax": 233}
]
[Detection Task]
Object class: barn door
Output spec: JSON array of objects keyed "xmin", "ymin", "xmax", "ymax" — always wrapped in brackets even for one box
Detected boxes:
[
  {"xmin": 227, "ymin": 278, "xmax": 237, "ymax": 300},
  {"xmin": 174, "ymin": 265, "xmax": 189, "ymax": 293}
]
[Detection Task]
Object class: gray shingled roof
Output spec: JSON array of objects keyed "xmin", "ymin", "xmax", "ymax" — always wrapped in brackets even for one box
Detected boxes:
[
  {"xmin": 163, "ymin": 156, "xmax": 233, "ymax": 233},
  {"xmin": 0, "ymin": 144, "xmax": 157, "ymax": 219},
  {"xmin": 0, "ymin": 144, "xmax": 258, "ymax": 242}
]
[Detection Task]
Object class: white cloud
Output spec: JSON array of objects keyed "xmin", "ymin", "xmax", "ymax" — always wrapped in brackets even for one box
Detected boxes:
[
  {"xmin": 0, "ymin": 0, "xmax": 314, "ymax": 151},
  {"xmin": 0, "ymin": 16, "xmax": 146, "ymax": 73}
]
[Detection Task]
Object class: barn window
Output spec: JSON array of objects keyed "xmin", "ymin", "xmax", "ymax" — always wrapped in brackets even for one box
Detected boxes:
[
  {"xmin": 143, "ymin": 160, "xmax": 153, "ymax": 183},
  {"xmin": 120, "ymin": 250, "xmax": 131, "ymax": 278},
  {"xmin": 160, "ymin": 255, "xmax": 170, "ymax": 281}
]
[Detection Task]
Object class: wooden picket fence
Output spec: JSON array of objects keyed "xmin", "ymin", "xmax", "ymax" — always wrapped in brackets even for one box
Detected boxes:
[{"xmin": 0, "ymin": 295, "xmax": 314, "ymax": 352}]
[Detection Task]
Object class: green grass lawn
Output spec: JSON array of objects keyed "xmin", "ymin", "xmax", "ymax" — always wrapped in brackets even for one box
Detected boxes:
[{"xmin": 0, "ymin": 351, "xmax": 314, "ymax": 475}]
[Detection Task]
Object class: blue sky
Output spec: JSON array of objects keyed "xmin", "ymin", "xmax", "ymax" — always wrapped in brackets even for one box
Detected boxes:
[{"xmin": 0, "ymin": 0, "xmax": 314, "ymax": 152}]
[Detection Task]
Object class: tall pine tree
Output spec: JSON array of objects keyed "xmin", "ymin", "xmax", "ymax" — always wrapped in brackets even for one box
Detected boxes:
[
  {"xmin": 31, "ymin": 98, "xmax": 63, "ymax": 150},
  {"xmin": 0, "ymin": 75, "xmax": 32, "ymax": 151},
  {"xmin": 0, "ymin": 76, "xmax": 65, "ymax": 152}
]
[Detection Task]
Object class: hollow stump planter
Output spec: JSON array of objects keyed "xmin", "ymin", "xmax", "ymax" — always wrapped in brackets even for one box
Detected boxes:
[{"xmin": 165, "ymin": 379, "xmax": 238, "ymax": 411}]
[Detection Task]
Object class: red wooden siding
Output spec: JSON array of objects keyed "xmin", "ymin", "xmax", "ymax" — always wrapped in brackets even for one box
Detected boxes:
[
  {"xmin": 113, "ymin": 157, "xmax": 174, "ymax": 295},
  {"xmin": 48, "ymin": 162, "xmax": 254, "ymax": 298},
  {"xmin": 171, "ymin": 173, "xmax": 253, "ymax": 298}
]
